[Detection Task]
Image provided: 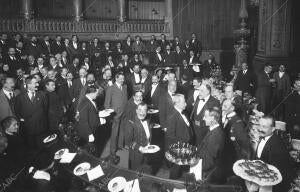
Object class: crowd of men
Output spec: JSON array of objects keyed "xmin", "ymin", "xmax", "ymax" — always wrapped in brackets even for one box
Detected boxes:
[{"xmin": 0, "ymin": 32, "xmax": 299, "ymax": 192}]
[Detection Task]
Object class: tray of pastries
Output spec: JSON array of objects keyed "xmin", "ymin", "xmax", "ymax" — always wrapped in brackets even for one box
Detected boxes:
[
  {"xmin": 233, "ymin": 159, "xmax": 282, "ymax": 186},
  {"xmin": 165, "ymin": 142, "xmax": 199, "ymax": 166}
]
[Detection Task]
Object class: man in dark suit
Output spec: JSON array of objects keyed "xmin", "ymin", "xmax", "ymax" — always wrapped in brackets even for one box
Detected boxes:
[
  {"xmin": 25, "ymin": 36, "xmax": 41, "ymax": 58},
  {"xmin": 45, "ymin": 79, "xmax": 65, "ymax": 132},
  {"xmin": 125, "ymin": 103, "xmax": 152, "ymax": 171},
  {"xmin": 145, "ymin": 74, "xmax": 164, "ymax": 108},
  {"xmin": 72, "ymin": 67, "xmax": 87, "ymax": 101},
  {"xmin": 187, "ymin": 50, "xmax": 200, "ymax": 65},
  {"xmin": 174, "ymin": 45, "xmax": 185, "ymax": 66},
  {"xmin": 190, "ymin": 84, "xmax": 220, "ymax": 146},
  {"xmin": 189, "ymin": 33, "xmax": 202, "ymax": 57},
  {"xmin": 40, "ymin": 35, "xmax": 51, "ymax": 57},
  {"xmin": 69, "ymin": 35, "xmax": 80, "ymax": 60},
  {"xmin": 3, "ymin": 47, "xmax": 21, "ymax": 76},
  {"xmin": 132, "ymin": 35, "xmax": 146, "ymax": 53},
  {"xmin": 256, "ymin": 116, "xmax": 294, "ymax": 192},
  {"xmin": 166, "ymin": 94, "xmax": 193, "ymax": 179},
  {"xmin": 158, "ymin": 80, "xmax": 177, "ymax": 128},
  {"xmin": 163, "ymin": 44, "xmax": 175, "ymax": 66},
  {"xmin": 272, "ymin": 64, "xmax": 291, "ymax": 120},
  {"xmin": 0, "ymin": 33, "xmax": 8, "ymax": 54},
  {"xmin": 123, "ymin": 35, "xmax": 133, "ymax": 54},
  {"xmin": 234, "ymin": 63, "xmax": 255, "ymax": 95},
  {"xmin": 151, "ymin": 46, "xmax": 164, "ymax": 67},
  {"xmin": 197, "ymin": 108, "xmax": 225, "ymax": 183},
  {"xmin": 0, "ymin": 77, "xmax": 19, "ymax": 121},
  {"xmin": 186, "ymin": 77, "xmax": 202, "ymax": 116},
  {"xmin": 67, "ymin": 57, "xmax": 80, "ymax": 78},
  {"xmin": 146, "ymin": 35, "xmax": 158, "ymax": 53},
  {"xmin": 75, "ymin": 85, "xmax": 100, "ymax": 144},
  {"xmin": 126, "ymin": 64, "xmax": 141, "ymax": 98},
  {"xmin": 140, "ymin": 68, "xmax": 152, "ymax": 95},
  {"xmin": 51, "ymin": 35, "xmax": 64, "ymax": 55},
  {"xmin": 48, "ymin": 56, "xmax": 61, "ymax": 74},
  {"xmin": 222, "ymin": 99, "xmax": 251, "ymax": 177},
  {"xmin": 14, "ymin": 76, "xmax": 48, "ymax": 150},
  {"xmin": 177, "ymin": 75, "xmax": 191, "ymax": 100},
  {"xmin": 157, "ymin": 34, "xmax": 169, "ymax": 53},
  {"xmin": 255, "ymin": 64, "xmax": 273, "ymax": 114},
  {"xmin": 104, "ymin": 72, "xmax": 128, "ymax": 163}
]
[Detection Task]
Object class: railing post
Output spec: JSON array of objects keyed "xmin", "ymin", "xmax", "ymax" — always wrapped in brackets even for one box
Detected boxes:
[{"xmin": 117, "ymin": 0, "xmax": 128, "ymax": 22}]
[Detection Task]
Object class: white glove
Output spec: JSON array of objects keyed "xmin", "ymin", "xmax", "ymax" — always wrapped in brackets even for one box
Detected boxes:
[{"xmin": 88, "ymin": 134, "xmax": 95, "ymax": 142}]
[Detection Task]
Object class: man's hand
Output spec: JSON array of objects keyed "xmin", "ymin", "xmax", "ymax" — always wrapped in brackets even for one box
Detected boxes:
[{"xmin": 139, "ymin": 146, "xmax": 147, "ymax": 154}]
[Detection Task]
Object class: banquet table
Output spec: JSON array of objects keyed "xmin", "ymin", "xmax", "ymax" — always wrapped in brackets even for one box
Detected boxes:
[{"xmin": 45, "ymin": 135, "xmax": 244, "ymax": 192}]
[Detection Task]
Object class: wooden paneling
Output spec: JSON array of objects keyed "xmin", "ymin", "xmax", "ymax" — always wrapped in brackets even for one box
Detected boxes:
[
  {"xmin": 172, "ymin": 0, "xmax": 241, "ymax": 50},
  {"xmin": 84, "ymin": 0, "xmax": 118, "ymax": 19},
  {"xmin": 35, "ymin": 0, "xmax": 74, "ymax": 19},
  {"xmin": 0, "ymin": 0, "xmax": 20, "ymax": 18},
  {"xmin": 129, "ymin": 0, "xmax": 165, "ymax": 20}
]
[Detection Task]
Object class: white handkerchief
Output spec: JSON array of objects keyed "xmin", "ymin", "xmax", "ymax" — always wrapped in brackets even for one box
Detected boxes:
[
  {"xmin": 33, "ymin": 170, "xmax": 51, "ymax": 181},
  {"xmin": 59, "ymin": 152, "xmax": 76, "ymax": 163},
  {"xmin": 173, "ymin": 188, "xmax": 187, "ymax": 192},
  {"xmin": 87, "ymin": 165, "xmax": 104, "ymax": 181},
  {"xmin": 124, "ymin": 179, "xmax": 140, "ymax": 192},
  {"xmin": 189, "ymin": 159, "xmax": 202, "ymax": 181}
]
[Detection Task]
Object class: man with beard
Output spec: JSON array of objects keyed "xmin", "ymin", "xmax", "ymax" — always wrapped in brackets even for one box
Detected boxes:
[{"xmin": 15, "ymin": 76, "xmax": 48, "ymax": 150}]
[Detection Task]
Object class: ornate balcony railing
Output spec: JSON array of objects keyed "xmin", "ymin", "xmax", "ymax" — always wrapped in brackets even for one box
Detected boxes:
[{"xmin": 0, "ymin": 19, "xmax": 170, "ymax": 39}]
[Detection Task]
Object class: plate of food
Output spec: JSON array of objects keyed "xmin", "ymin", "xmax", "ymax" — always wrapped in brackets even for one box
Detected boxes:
[
  {"xmin": 165, "ymin": 142, "xmax": 199, "ymax": 165},
  {"xmin": 107, "ymin": 176, "xmax": 127, "ymax": 192},
  {"xmin": 233, "ymin": 159, "xmax": 282, "ymax": 186},
  {"xmin": 54, "ymin": 148, "xmax": 69, "ymax": 160},
  {"xmin": 152, "ymin": 123, "xmax": 161, "ymax": 129},
  {"xmin": 144, "ymin": 145, "xmax": 160, "ymax": 153},
  {"xmin": 43, "ymin": 134, "xmax": 57, "ymax": 143},
  {"xmin": 73, "ymin": 162, "xmax": 91, "ymax": 176},
  {"xmin": 147, "ymin": 109, "xmax": 159, "ymax": 114}
]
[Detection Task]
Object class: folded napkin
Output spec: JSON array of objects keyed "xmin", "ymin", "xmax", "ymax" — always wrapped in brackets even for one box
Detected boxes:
[
  {"xmin": 59, "ymin": 152, "xmax": 76, "ymax": 163},
  {"xmin": 87, "ymin": 165, "xmax": 104, "ymax": 181}
]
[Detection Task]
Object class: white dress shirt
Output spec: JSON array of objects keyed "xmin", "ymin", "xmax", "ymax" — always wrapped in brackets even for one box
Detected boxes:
[
  {"xmin": 81, "ymin": 78, "xmax": 86, "ymax": 86},
  {"xmin": 3, "ymin": 89, "xmax": 13, "ymax": 99},
  {"xmin": 175, "ymin": 107, "xmax": 190, "ymax": 126},
  {"xmin": 133, "ymin": 73, "xmax": 141, "ymax": 84},
  {"xmin": 141, "ymin": 120, "xmax": 150, "ymax": 140},
  {"xmin": 67, "ymin": 80, "xmax": 72, "ymax": 87},
  {"xmin": 222, "ymin": 112, "xmax": 236, "ymax": 128},
  {"xmin": 193, "ymin": 90, "xmax": 200, "ymax": 102},
  {"xmin": 279, "ymin": 71, "xmax": 284, "ymax": 78},
  {"xmin": 157, "ymin": 53, "xmax": 162, "ymax": 61},
  {"xmin": 73, "ymin": 42, "xmax": 78, "ymax": 49},
  {"xmin": 256, "ymin": 135, "xmax": 272, "ymax": 158},
  {"xmin": 196, "ymin": 95, "xmax": 210, "ymax": 115},
  {"xmin": 189, "ymin": 57, "xmax": 194, "ymax": 64},
  {"xmin": 151, "ymin": 84, "xmax": 158, "ymax": 97},
  {"xmin": 243, "ymin": 70, "xmax": 247, "ymax": 75},
  {"xmin": 141, "ymin": 77, "xmax": 146, "ymax": 84}
]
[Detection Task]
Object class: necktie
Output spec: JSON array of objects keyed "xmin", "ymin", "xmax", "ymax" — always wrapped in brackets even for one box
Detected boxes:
[
  {"xmin": 9, "ymin": 92, "xmax": 13, "ymax": 100},
  {"xmin": 119, "ymin": 85, "xmax": 122, "ymax": 91}
]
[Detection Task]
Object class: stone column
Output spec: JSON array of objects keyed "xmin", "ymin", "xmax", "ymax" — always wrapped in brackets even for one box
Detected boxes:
[
  {"xmin": 253, "ymin": 0, "xmax": 292, "ymax": 72},
  {"xmin": 21, "ymin": 0, "xmax": 34, "ymax": 20},
  {"xmin": 165, "ymin": 0, "xmax": 173, "ymax": 38},
  {"xmin": 74, "ymin": 0, "xmax": 84, "ymax": 22},
  {"xmin": 117, "ymin": 0, "xmax": 128, "ymax": 22}
]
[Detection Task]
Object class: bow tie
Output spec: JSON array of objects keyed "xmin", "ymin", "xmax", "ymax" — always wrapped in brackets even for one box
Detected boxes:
[
  {"xmin": 199, "ymin": 99, "xmax": 205, "ymax": 102},
  {"xmin": 141, "ymin": 119, "xmax": 147, "ymax": 123}
]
